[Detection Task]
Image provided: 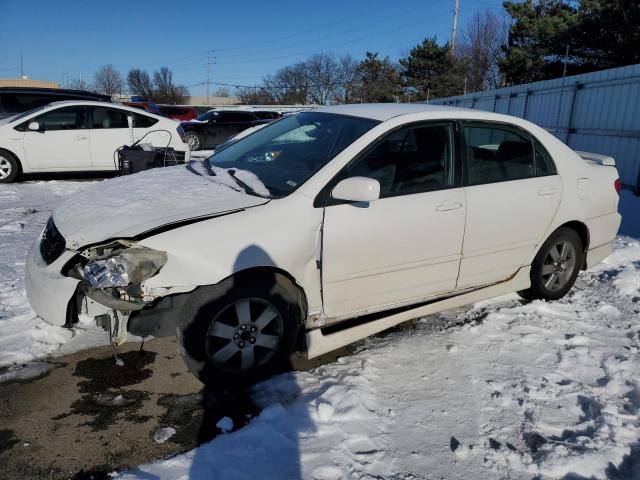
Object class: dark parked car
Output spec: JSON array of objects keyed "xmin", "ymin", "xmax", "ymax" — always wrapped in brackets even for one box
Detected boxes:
[
  {"xmin": 0, "ymin": 87, "xmax": 110, "ymax": 119},
  {"xmin": 181, "ymin": 110, "xmax": 272, "ymax": 150},
  {"xmin": 252, "ymin": 110, "xmax": 282, "ymax": 120},
  {"xmin": 158, "ymin": 105, "xmax": 198, "ymax": 121}
]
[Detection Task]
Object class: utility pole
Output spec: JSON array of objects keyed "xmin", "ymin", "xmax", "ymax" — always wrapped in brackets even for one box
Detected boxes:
[
  {"xmin": 450, "ymin": 0, "xmax": 459, "ymax": 57},
  {"xmin": 205, "ymin": 50, "xmax": 213, "ymax": 106},
  {"xmin": 20, "ymin": 53, "xmax": 23, "ymax": 77}
]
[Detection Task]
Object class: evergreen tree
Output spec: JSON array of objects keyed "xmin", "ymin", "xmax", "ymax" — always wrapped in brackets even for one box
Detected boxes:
[
  {"xmin": 399, "ymin": 37, "xmax": 464, "ymax": 99},
  {"xmin": 354, "ymin": 52, "xmax": 401, "ymax": 102},
  {"xmin": 499, "ymin": 0, "xmax": 640, "ymax": 85}
]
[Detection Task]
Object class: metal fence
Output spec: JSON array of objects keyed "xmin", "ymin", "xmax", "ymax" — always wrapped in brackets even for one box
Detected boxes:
[{"xmin": 431, "ymin": 63, "xmax": 640, "ymax": 192}]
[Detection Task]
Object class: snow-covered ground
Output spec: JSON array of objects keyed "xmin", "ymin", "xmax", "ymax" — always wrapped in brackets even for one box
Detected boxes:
[
  {"xmin": 0, "ymin": 180, "xmax": 110, "ymax": 377},
  {"xmin": 1, "ymin": 179, "xmax": 639, "ymax": 479}
]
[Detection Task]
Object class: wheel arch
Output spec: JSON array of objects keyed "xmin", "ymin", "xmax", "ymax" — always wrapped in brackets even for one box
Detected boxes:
[
  {"xmin": 559, "ymin": 220, "xmax": 590, "ymax": 269},
  {"xmin": 227, "ymin": 266, "xmax": 309, "ymax": 324},
  {"xmin": 536, "ymin": 220, "xmax": 590, "ymax": 270}
]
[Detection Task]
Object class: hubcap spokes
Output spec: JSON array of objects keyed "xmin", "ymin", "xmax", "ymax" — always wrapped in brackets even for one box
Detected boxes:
[
  {"xmin": 542, "ymin": 241, "xmax": 576, "ymax": 291},
  {"xmin": 0, "ymin": 157, "xmax": 11, "ymax": 179},
  {"xmin": 207, "ymin": 298, "xmax": 283, "ymax": 372},
  {"xmin": 186, "ymin": 134, "xmax": 199, "ymax": 150}
]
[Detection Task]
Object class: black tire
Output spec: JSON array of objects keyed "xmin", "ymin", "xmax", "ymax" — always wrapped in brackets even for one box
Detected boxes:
[
  {"xmin": 184, "ymin": 131, "xmax": 203, "ymax": 151},
  {"xmin": 518, "ymin": 227, "xmax": 583, "ymax": 301},
  {"xmin": 177, "ymin": 273, "xmax": 302, "ymax": 388},
  {"xmin": 0, "ymin": 150, "xmax": 20, "ymax": 183}
]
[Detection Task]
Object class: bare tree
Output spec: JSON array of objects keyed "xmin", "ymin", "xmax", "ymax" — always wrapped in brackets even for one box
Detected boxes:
[
  {"xmin": 306, "ymin": 53, "xmax": 342, "ymax": 105},
  {"xmin": 152, "ymin": 67, "xmax": 189, "ymax": 104},
  {"xmin": 264, "ymin": 63, "xmax": 310, "ymax": 104},
  {"xmin": 68, "ymin": 78, "xmax": 91, "ymax": 91},
  {"xmin": 335, "ymin": 54, "xmax": 359, "ymax": 103},
  {"xmin": 213, "ymin": 86, "xmax": 230, "ymax": 97},
  {"xmin": 127, "ymin": 69, "xmax": 154, "ymax": 99},
  {"xmin": 93, "ymin": 64, "xmax": 124, "ymax": 96},
  {"xmin": 237, "ymin": 87, "xmax": 276, "ymax": 105},
  {"xmin": 458, "ymin": 11, "xmax": 507, "ymax": 92}
]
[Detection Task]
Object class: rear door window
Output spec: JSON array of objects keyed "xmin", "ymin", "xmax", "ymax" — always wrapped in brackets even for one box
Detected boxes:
[
  {"xmin": 91, "ymin": 107, "xmax": 128, "ymax": 128},
  {"xmin": 463, "ymin": 124, "xmax": 535, "ymax": 185}
]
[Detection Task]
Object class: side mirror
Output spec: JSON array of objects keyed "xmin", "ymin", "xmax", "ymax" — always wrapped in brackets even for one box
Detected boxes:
[
  {"xmin": 331, "ymin": 177, "xmax": 380, "ymax": 203},
  {"xmin": 28, "ymin": 121, "xmax": 41, "ymax": 132}
]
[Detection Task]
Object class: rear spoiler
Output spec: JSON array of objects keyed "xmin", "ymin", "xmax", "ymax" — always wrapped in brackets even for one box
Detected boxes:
[{"xmin": 576, "ymin": 151, "xmax": 616, "ymax": 166}]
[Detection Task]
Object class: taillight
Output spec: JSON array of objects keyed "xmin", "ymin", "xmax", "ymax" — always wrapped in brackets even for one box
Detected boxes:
[
  {"xmin": 176, "ymin": 125, "xmax": 186, "ymax": 143},
  {"xmin": 614, "ymin": 178, "xmax": 621, "ymax": 195}
]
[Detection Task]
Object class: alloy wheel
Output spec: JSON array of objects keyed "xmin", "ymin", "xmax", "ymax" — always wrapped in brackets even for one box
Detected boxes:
[
  {"xmin": 185, "ymin": 133, "xmax": 200, "ymax": 150},
  {"xmin": 206, "ymin": 298, "xmax": 283, "ymax": 372},
  {"xmin": 0, "ymin": 156, "xmax": 12, "ymax": 180},
  {"xmin": 541, "ymin": 240, "xmax": 577, "ymax": 292}
]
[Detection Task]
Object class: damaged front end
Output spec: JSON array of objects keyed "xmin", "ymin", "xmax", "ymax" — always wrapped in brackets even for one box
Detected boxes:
[
  {"xmin": 44, "ymin": 234, "xmax": 195, "ymax": 356},
  {"xmin": 64, "ymin": 239, "xmax": 168, "ymax": 345}
]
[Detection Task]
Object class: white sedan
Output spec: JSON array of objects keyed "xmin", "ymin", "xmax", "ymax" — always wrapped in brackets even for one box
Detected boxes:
[
  {"xmin": 0, "ymin": 100, "xmax": 190, "ymax": 182},
  {"xmin": 25, "ymin": 104, "xmax": 621, "ymax": 386}
]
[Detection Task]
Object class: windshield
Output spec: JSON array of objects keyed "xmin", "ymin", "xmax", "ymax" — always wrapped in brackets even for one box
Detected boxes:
[
  {"xmin": 7, "ymin": 105, "xmax": 48, "ymax": 123},
  {"xmin": 208, "ymin": 112, "xmax": 379, "ymax": 198},
  {"xmin": 195, "ymin": 110, "xmax": 217, "ymax": 122}
]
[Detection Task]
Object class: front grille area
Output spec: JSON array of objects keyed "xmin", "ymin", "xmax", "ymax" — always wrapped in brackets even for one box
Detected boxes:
[{"xmin": 40, "ymin": 217, "xmax": 66, "ymax": 265}]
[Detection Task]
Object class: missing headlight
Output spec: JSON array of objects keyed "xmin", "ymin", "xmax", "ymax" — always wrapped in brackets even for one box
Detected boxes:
[{"xmin": 81, "ymin": 246, "xmax": 167, "ymax": 289}]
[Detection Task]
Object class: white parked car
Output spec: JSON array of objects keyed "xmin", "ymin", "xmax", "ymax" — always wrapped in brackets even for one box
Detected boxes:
[
  {"xmin": 0, "ymin": 100, "xmax": 190, "ymax": 182},
  {"xmin": 25, "ymin": 104, "xmax": 621, "ymax": 386}
]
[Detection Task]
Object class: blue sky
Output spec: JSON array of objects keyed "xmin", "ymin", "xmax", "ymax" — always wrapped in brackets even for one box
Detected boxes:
[{"xmin": 0, "ymin": 0, "xmax": 506, "ymax": 96}]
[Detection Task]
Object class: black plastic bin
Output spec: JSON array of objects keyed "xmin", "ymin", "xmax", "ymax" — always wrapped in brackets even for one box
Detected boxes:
[{"xmin": 117, "ymin": 146, "xmax": 182, "ymax": 176}]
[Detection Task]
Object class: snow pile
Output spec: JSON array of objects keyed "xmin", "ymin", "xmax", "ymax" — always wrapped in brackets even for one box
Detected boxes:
[
  {"xmin": 215, "ymin": 416, "xmax": 233, "ymax": 433},
  {"xmin": 0, "ymin": 181, "xmax": 108, "ymax": 370},
  {"xmin": 154, "ymin": 427, "xmax": 177, "ymax": 444}
]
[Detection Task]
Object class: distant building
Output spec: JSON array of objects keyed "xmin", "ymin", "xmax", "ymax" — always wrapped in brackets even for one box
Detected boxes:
[
  {"xmin": 184, "ymin": 95, "xmax": 240, "ymax": 106},
  {"xmin": 0, "ymin": 78, "xmax": 60, "ymax": 88}
]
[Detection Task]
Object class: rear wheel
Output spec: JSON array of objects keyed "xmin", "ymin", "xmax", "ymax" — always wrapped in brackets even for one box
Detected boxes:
[
  {"xmin": 519, "ymin": 227, "xmax": 583, "ymax": 301},
  {"xmin": 0, "ymin": 151, "xmax": 20, "ymax": 183},
  {"xmin": 177, "ymin": 274, "xmax": 302, "ymax": 387},
  {"xmin": 184, "ymin": 131, "xmax": 203, "ymax": 151}
]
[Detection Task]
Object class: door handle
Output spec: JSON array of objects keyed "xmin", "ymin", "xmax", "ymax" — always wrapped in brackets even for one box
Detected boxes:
[
  {"xmin": 538, "ymin": 187, "xmax": 558, "ymax": 196},
  {"xmin": 436, "ymin": 201, "xmax": 463, "ymax": 211}
]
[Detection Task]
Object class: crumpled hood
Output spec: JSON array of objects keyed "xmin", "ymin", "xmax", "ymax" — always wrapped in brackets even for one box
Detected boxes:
[{"xmin": 53, "ymin": 164, "xmax": 269, "ymax": 249}]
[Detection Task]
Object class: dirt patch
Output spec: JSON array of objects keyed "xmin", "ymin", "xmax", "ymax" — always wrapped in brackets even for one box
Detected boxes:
[{"xmin": 73, "ymin": 350, "xmax": 157, "ymax": 393}]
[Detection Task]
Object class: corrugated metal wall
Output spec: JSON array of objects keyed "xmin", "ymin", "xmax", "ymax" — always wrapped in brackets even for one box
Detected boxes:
[{"xmin": 431, "ymin": 64, "xmax": 640, "ymax": 191}]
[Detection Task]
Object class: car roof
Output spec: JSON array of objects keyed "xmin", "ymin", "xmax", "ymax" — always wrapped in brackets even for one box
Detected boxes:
[
  {"xmin": 315, "ymin": 103, "xmax": 480, "ymax": 121},
  {"xmin": 11, "ymin": 100, "xmax": 171, "ymax": 121}
]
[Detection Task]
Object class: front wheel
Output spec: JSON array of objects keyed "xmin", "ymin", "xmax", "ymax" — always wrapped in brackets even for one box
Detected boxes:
[
  {"xmin": 519, "ymin": 227, "xmax": 583, "ymax": 301},
  {"xmin": 0, "ymin": 151, "xmax": 20, "ymax": 183},
  {"xmin": 177, "ymin": 275, "xmax": 302, "ymax": 387},
  {"xmin": 184, "ymin": 131, "xmax": 203, "ymax": 151}
]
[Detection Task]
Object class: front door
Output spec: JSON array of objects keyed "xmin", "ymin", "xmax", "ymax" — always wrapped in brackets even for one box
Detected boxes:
[
  {"xmin": 22, "ymin": 106, "xmax": 91, "ymax": 170},
  {"xmin": 457, "ymin": 122, "xmax": 562, "ymax": 288},
  {"xmin": 321, "ymin": 122, "xmax": 466, "ymax": 319}
]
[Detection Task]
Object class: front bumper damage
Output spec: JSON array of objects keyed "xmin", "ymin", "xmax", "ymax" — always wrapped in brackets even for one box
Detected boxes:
[{"xmin": 25, "ymin": 233, "xmax": 193, "ymax": 346}]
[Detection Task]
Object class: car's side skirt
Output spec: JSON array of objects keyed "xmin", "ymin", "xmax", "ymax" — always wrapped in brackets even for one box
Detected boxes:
[{"xmin": 305, "ymin": 266, "xmax": 531, "ymax": 359}]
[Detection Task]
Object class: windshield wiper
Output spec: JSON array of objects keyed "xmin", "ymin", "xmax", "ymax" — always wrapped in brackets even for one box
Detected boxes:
[
  {"xmin": 227, "ymin": 169, "xmax": 270, "ymax": 198},
  {"xmin": 203, "ymin": 159, "xmax": 216, "ymax": 176}
]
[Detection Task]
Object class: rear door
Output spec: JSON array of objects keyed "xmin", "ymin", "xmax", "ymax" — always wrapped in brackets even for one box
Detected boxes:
[
  {"xmin": 458, "ymin": 122, "xmax": 561, "ymax": 289},
  {"xmin": 322, "ymin": 121, "xmax": 466, "ymax": 318},
  {"xmin": 22, "ymin": 105, "xmax": 91, "ymax": 170},
  {"xmin": 88, "ymin": 106, "xmax": 131, "ymax": 169},
  {"xmin": 88, "ymin": 106, "xmax": 160, "ymax": 169}
]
